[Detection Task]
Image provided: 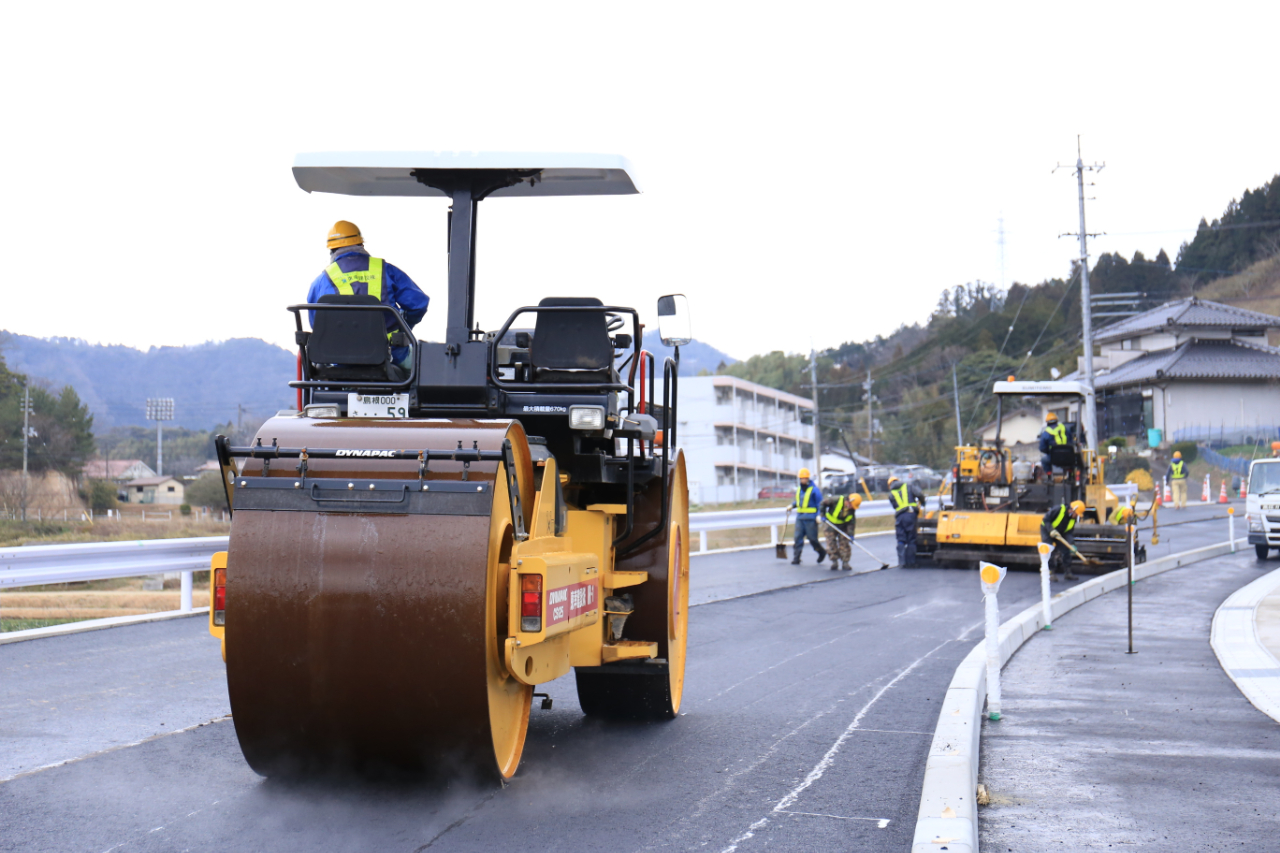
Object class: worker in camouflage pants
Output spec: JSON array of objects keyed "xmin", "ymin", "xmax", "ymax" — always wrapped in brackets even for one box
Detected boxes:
[{"xmin": 819, "ymin": 492, "xmax": 862, "ymax": 571}]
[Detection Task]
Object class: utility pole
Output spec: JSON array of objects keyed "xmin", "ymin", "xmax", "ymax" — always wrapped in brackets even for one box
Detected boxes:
[
  {"xmin": 237, "ymin": 403, "xmax": 244, "ymax": 432},
  {"xmin": 863, "ymin": 370, "xmax": 874, "ymax": 463},
  {"xmin": 1057, "ymin": 136, "xmax": 1104, "ymax": 454},
  {"xmin": 21, "ymin": 383, "xmax": 31, "ymax": 522},
  {"xmin": 146, "ymin": 398, "xmax": 175, "ymax": 477},
  {"xmin": 952, "ymin": 364, "xmax": 964, "ymax": 446},
  {"xmin": 809, "ymin": 350, "xmax": 822, "ymax": 486}
]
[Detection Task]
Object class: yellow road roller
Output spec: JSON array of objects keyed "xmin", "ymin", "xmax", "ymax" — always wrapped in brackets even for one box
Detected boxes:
[
  {"xmin": 917, "ymin": 379, "xmax": 1143, "ymax": 572},
  {"xmin": 207, "ymin": 153, "xmax": 690, "ymax": 779}
]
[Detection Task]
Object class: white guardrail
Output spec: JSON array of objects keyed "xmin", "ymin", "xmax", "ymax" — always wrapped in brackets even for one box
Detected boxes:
[{"xmin": 688, "ymin": 497, "xmax": 943, "ymax": 553}]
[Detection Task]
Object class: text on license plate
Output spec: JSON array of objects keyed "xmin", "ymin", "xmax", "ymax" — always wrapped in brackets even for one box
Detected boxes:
[{"xmin": 348, "ymin": 393, "xmax": 410, "ymax": 418}]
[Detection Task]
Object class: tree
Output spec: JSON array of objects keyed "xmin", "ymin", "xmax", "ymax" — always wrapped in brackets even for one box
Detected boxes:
[{"xmin": 184, "ymin": 471, "xmax": 229, "ymax": 510}]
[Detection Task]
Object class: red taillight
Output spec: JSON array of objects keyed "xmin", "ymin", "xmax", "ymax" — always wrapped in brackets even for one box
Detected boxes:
[
  {"xmin": 213, "ymin": 567, "xmax": 226, "ymax": 626},
  {"xmin": 520, "ymin": 574, "xmax": 542, "ymax": 632}
]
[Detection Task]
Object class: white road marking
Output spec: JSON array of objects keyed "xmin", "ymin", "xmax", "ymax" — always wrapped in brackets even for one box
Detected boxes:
[
  {"xmin": 718, "ymin": 637, "xmax": 953, "ymax": 852},
  {"xmin": 0, "ymin": 714, "xmax": 231, "ymax": 784},
  {"xmin": 777, "ymin": 809, "xmax": 890, "ymax": 826}
]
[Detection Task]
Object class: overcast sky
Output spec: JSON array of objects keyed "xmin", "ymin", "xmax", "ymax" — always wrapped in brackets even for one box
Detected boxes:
[{"xmin": 4, "ymin": 2, "xmax": 1276, "ymax": 361}]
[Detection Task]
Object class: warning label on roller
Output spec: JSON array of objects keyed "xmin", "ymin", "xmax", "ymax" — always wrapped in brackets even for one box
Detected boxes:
[{"xmin": 545, "ymin": 580, "xmax": 598, "ymax": 626}]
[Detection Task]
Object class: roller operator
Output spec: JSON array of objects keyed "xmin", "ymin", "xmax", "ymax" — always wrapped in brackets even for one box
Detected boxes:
[
  {"xmin": 790, "ymin": 468, "xmax": 827, "ymax": 565},
  {"xmin": 306, "ymin": 220, "xmax": 430, "ymax": 369}
]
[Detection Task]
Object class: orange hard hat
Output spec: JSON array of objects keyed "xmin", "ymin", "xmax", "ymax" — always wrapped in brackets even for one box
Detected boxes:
[
  {"xmin": 327, "ymin": 220, "xmax": 363, "ymax": 250},
  {"xmin": 1173, "ymin": 451, "xmax": 1182, "ymax": 459},
  {"xmin": 849, "ymin": 494, "xmax": 863, "ymax": 509},
  {"xmin": 798, "ymin": 468, "xmax": 811, "ymax": 479},
  {"xmin": 1045, "ymin": 412, "xmax": 1058, "ymax": 423},
  {"xmin": 1069, "ymin": 500, "xmax": 1086, "ymax": 515}
]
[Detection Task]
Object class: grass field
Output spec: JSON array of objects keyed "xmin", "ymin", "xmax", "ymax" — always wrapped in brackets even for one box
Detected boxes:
[
  {"xmin": 0, "ymin": 516, "xmax": 231, "ymax": 548},
  {"xmin": 0, "ymin": 573, "xmax": 212, "ymax": 632}
]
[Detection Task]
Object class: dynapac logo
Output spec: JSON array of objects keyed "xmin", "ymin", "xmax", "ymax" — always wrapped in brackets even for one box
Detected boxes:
[{"xmin": 335, "ymin": 449, "xmax": 397, "ymax": 458}]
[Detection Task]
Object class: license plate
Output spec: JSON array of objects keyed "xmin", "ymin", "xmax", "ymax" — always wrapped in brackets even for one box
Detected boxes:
[
  {"xmin": 348, "ymin": 393, "xmax": 411, "ymax": 418},
  {"xmin": 989, "ymin": 486, "xmax": 1009, "ymax": 497}
]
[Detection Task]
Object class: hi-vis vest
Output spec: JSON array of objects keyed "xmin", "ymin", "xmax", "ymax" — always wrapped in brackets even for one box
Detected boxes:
[
  {"xmin": 1045, "ymin": 422, "xmax": 1068, "ymax": 445},
  {"xmin": 326, "ymin": 256, "xmax": 385, "ymax": 299},
  {"xmin": 1049, "ymin": 504, "xmax": 1077, "ymax": 534},
  {"xmin": 1170, "ymin": 460, "xmax": 1186, "ymax": 479},
  {"xmin": 825, "ymin": 496, "xmax": 855, "ymax": 525},
  {"xmin": 890, "ymin": 484, "xmax": 918, "ymax": 515},
  {"xmin": 795, "ymin": 485, "xmax": 817, "ymax": 514}
]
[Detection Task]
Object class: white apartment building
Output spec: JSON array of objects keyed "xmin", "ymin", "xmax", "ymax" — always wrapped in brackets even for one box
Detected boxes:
[{"xmin": 676, "ymin": 375, "xmax": 815, "ymax": 505}]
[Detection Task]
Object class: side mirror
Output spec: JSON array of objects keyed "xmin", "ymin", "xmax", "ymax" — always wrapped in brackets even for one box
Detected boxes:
[{"xmin": 657, "ymin": 294, "xmax": 692, "ymax": 347}]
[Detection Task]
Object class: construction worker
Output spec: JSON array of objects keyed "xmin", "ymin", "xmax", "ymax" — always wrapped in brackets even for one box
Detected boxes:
[
  {"xmin": 888, "ymin": 475, "xmax": 924, "ymax": 568},
  {"xmin": 820, "ymin": 492, "xmax": 861, "ymax": 571},
  {"xmin": 1109, "ymin": 504, "xmax": 1134, "ymax": 526},
  {"xmin": 306, "ymin": 220, "xmax": 430, "ymax": 369},
  {"xmin": 1038, "ymin": 412, "xmax": 1076, "ymax": 474},
  {"xmin": 1042, "ymin": 500, "xmax": 1086, "ymax": 582},
  {"xmin": 790, "ymin": 468, "xmax": 826, "ymax": 565},
  {"xmin": 1165, "ymin": 450, "xmax": 1188, "ymax": 509}
]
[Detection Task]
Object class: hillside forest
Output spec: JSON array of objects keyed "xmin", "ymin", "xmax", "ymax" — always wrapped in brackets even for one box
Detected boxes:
[{"xmin": 719, "ymin": 173, "xmax": 1280, "ymax": 471}]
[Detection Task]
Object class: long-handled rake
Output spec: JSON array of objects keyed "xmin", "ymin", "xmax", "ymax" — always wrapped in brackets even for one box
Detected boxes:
[{"xmin": 820, "ymin": 517, "xmax": 890, "ymax": 570}]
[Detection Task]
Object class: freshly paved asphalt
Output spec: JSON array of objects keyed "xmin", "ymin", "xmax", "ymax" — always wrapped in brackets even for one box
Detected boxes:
[
  {"xmin": 0, "ymin": 506, "xmax": 1242, "ymax": 852},
  {"xmin": 979, "ymin": 546, "xmax": 1280, "ymax": 850}
]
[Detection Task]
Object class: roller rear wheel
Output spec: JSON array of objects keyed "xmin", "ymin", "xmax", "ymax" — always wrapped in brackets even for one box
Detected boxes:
[{"xmin": 576, "ymin": 452, "xmax": 689, "ymax": 719}]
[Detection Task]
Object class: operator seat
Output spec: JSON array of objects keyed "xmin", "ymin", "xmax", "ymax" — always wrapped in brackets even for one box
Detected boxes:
[
  {"xmin": 1047, "ymin": 444, "xmax": 1081, "ymax": 480},
  {"xmin": 306, "ymin": 294, "xmax": 403, "ymax": 382},
  {"xmin": 530, "ymin": 296, "xmax": 615, "ymax": 383}
]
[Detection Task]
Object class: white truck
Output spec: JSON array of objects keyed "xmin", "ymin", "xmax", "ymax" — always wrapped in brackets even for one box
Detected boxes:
[{"xmin": 1246, "ymin": 457, "xmax": 1280, "ymax": 559}]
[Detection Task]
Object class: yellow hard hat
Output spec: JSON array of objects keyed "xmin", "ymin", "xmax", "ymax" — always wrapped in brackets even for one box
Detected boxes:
[
  {"xmin": 849, "ymin": 494, "xmax": 863, "ymax": 509},
  {"xmin": 1172, "ymin": 450, "xmax": 1182, "ymax": 459},
  {"xmin": 1045, "ymin": 412, "xmax": 1058, "ymax": 423},
  {"xmin": 887, "ymin": 475, "xmax": 901, "ymax": 486},
  {"xmin": 798, "ymin": 468, "xmax": 811, "ymax": 479},
  {"xmin": 327, "ymin": 220, "xmax": 363, "ymax": 250},
  {"xmin": 1070, "ymin": 500, "xmax": 1086, "ymax": 515}
]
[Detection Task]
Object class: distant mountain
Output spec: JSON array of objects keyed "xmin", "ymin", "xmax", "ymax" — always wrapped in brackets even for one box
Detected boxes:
[
  {"xmin": 0, "ymin": 332, "xmax": 736, "ymax": 431},
  {"xmin": 0, "ymin": 334, "xmax": 296, "ymax": 431}
]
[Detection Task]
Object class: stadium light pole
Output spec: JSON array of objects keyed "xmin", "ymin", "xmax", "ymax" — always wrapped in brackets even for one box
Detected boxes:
[{"xmin": 146, "ymin": 398, "xmax": 175, "ymax": 476}]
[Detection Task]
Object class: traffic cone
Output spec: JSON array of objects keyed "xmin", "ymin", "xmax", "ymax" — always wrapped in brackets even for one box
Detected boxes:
[
  {"xmin": 1219, "ymin": 479, "xmax": 1229, "ymax": 504},
  {"xmin": 1241, "ymin": 479, "xmax": 1247, "ymax": 499},
  {"xmin": 1202, "ymin": 473, "xmax": 1212, "ymax": 503},
  {"xmin": 1154, "ymin": 479, "xmax": 1163, "ymax": 507}
]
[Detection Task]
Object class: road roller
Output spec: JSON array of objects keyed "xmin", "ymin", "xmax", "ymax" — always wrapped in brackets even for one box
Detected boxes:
[
  {"xmin": 916, "ymin": 379, "xmax": 1144, "ymax": 572},
  {"xmin": 207, "ymin": 153, "xmax": 691, "ymax": 779}
]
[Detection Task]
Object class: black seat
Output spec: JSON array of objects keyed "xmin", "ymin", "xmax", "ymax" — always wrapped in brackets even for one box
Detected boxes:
[
  {"xmin": 307, "ymin": 294, "xmax": 396, "ymax": 381},
  {"xmin": 1048, "ymin": 444, "xmax": 1080, "ymax": 475},
  {"xmin": 530, "ymin": 297, "xmax": 614, "ymax": 383}
]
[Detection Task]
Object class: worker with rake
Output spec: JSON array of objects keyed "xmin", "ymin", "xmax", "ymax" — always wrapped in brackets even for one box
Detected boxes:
[
  {"xmin": 1042, "ymin": 499, "xmax": 1086, "ymax": 582},
  {"xmin": 819, "ymin": 492, "xmax": 861, "ymax": 571}
]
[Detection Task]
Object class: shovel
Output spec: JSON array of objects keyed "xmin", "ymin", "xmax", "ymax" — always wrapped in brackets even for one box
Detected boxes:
[
  {"xmin": 821, "ymin": 517, "xmax": 890, "ymax": 570},
  {"xmin": 1050, "ymin": 529, "xmax": 1101, "ymax": 566},
  {"xmin": 776, "ymin": 508, "xmax": 791, "ymax": 560}
]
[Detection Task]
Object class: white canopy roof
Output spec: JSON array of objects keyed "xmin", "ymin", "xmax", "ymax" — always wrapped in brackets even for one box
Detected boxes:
[
  {"xmin": 292, "ymin": 151, "xmax": 640, "ymax": 197},
  {"xmin": 992, "ymin": 380, "xmax": 1094, "ymax": 400}
]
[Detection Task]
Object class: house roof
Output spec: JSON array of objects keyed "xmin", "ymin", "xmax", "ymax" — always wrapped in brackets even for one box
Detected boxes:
[
  {"xmin": 81, "ymin": 459, "xmax": 155, "ymax": 479},
  {"xmin": 1095, "ymin": 297, "xmax": 1280, "ymax": 344},
  {"xmin": 1096, "ymin": 338, "xmax": 1280, "ymax": 389},
  {"xmin": 126, "ymin": 476, "xmax": 183, "ymax": 487}
]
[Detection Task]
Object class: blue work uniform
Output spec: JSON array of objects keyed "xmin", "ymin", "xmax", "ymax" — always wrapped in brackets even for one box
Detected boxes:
[
  {"xmin": 791, "ymin": 482, "xmax": 826, "ymax": 563},
  {"xmin": 890, "ymin": 482, "xmax": 923, "ymax": 567},
  {"xmin": 307, "ymin": 249, "xmax": 429, "ymax": 366}
]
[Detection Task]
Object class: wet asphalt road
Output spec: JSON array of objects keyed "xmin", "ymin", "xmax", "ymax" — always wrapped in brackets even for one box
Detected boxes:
[{"xmin": 0, "ymin": 507, "xmax": 1240, "ymax": 852}]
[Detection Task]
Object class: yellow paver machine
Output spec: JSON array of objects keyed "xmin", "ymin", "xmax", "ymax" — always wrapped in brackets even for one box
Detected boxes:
[
  {"xmin": 917, "ymin": 380, "xmax": 1144, "ymax": 572},
  {"xmin": 207, "ymin": 153, "xmax": 690, "ymax": 779}
]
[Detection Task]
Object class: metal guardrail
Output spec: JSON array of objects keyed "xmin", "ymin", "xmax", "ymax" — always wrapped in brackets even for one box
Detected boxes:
[{"xmin": 0, "ymin": 537, "xmax": 229, "ymax": 612}]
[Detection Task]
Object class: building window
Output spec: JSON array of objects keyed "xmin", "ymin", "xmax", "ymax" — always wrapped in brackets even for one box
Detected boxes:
[
  {"xmin": 715, "ymin": 386, "xmax": 732, "ymax": 405},
  {"xmin": 136, "ymin": 486, "xmax": 143, "ymax": 493},
  {"xmin": 167, "ymin": 486, "xmax": 175, "ymax": 492},
  {"xmin": 715, "ymin": 426, "xmax": 734, "ymax": 446}
]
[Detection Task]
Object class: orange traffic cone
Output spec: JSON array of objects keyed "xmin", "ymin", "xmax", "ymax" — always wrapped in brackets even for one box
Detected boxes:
[
  {"xmin": 1241, "ymin": 479, "xmax": 1247, "ymax": 499},
  {"xmin": 1219, "ymin": 479, "xmax": 1229, "ymax": 503},
  {"xmin": 1154, "ymin": 479, "xmax": 1163, "ymax": 507},
  {"xmin": 1202, "ymin": 473, "xmax": 1212, "ymax": 502}
]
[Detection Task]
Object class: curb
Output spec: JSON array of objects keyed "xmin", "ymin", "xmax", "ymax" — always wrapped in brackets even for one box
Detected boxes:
[
  {"xmin": 1211, "ymin": 566, "xmax": 1280, "ymax": 724},
  {"xmin": 911, "ymin": 538, "xmax": 1245, "ymax": 853},
  {"xmin": 0, "ymin": 607, "xmax": 210, "ymax": 645}
]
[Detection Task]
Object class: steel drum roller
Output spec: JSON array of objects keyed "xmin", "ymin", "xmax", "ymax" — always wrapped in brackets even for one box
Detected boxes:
[{"xmin": 225, "ymin": 417, "xmax": 533, "ymax": 778}]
